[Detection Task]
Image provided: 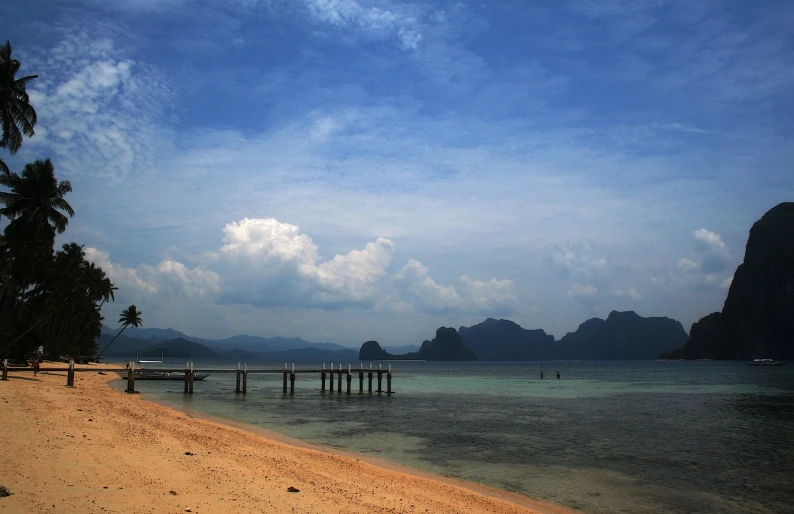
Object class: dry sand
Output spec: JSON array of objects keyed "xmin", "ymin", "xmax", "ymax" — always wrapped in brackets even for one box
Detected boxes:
[{"xmin": 0, "ymin": 364, "xmax": 576, "ymax": 514}]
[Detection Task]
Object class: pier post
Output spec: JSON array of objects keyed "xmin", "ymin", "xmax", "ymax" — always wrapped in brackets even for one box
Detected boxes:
[
  {"xmin": 283, "ymin": 371, "xmax": 288, "ymax": 394},
  {"xmin": 188, "ymin": 362, "xmax": 194, "ymax": 394},
  {"xmin": 67, "ymin": 360, "xmax": 75, "ymax": 387},
  {"xmin": 126, "ymin": 361, "xmax": 136, "ymax": 393},
  {"xmin": 387, "ymin": 368, "xmax": 392, "ymax": 395},
  {"xmin": 346, "ymin": 371, "xmax": 352, "ymax": 395},
  {"xmin": 337, "ymin": 364, "xmax": 342, "ymax": 392},
  {"xmin": 377, "ymin": 371, "xmax": 383, "ymax": 394},
  {"xmin": 321, "ymin": 363, "xmax": 326, "ymax": 392},
  {"xmin": 235, "ymin": 363, "xmax": 241, "ymax": 393},
  {"xmin": 368, "ymin": 368, "xmax": 373, "ymax": 393},
  {"xmin": 359, "ymin": 371, "xmax": 364, "ymax": 393},
  {"xmin": 290, "ymin": 368, "xmax": 295, "ymax": 395},
  {"xmin": 2, "ymin": 359, "xmax": 8, "ymax": 381},
  {"xmin": 242, "ymin": 363, "xmax": 248, "ymax": 394},
  {"xmin": 330, "ymin": 369, "xmax": 335, "ymax": 392}
]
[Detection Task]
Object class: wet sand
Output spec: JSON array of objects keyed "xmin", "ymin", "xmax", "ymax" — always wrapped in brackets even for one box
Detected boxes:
[{"xmin": 0, "ymin": 364, "xmax": 575, "ymax": 513}]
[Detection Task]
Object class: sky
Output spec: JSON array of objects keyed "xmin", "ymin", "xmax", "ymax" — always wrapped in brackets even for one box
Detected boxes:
[{"xmin": 1, "ymin": 0, "xmax": 792, "ymax": 346}]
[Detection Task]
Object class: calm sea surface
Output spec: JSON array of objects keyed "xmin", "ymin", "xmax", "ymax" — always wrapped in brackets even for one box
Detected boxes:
[{"xmin": 114, "ymin": 361, "xmax": 794, "ymax": 513}]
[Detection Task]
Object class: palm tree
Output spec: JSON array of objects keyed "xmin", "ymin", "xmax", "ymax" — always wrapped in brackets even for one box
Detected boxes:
[
  {"xmin": 0, "ymin": 40, "xmax": 38, "ymax": 175},
  {"xmin": 95, "ymin": 305, "xmax": 143, "ymax": 361},
  {"xmin": 0, "ymin": 159, "xmax": 74, "ymax": 248}
]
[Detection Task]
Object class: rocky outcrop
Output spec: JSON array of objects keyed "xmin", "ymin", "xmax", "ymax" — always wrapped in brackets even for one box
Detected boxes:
[
  {"xmin": 557, "ymin": 311, "xmax": 688, "ymax": 360},
  {"xmin": 458, "ymin": 318, "xmax": 555, "ymax": 360},
  {"xmin": 359, "ymin": 341, "xmax": 392, "ymax": 361},
  {"xmin": 664, "ymin": 202, "xmax": 794, "ymax": 359},
  {"xmin": 417, "ymin": 327, "xmax": 477, "ymax": 361}
]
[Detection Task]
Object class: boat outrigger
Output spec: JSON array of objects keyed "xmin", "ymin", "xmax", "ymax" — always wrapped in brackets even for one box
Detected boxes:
[
  {"xmin": 116, "ymin": 369, "xmax": 210, "ymax": 381},
  {"xmin": 137, "ymin": 351, "xmax": 164, "ymax": 364},
  {"xmin": 747, "ymin": 359, "xmax": 785, "ymax": 366}
]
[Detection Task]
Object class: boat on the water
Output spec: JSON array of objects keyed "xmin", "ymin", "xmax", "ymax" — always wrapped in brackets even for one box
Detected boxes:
[
  {"xmin": 747, "ymin": 359, "xmax": 785, "ymax": 366},
  {"xmin": 117, "ymin": 370, "xmax": 211, "ymax": 380}
]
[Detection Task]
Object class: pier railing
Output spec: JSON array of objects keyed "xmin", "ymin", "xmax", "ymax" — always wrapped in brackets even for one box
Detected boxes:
[{"xmin": 0, "ymin": 359, "xmax": 394, "ymax": 396}]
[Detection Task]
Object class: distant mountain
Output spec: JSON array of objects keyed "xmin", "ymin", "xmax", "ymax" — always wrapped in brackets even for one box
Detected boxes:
[
  {"xmin": 114, "ymin": 338, "xmax": 220, "ymax": 359},
  {"xmin": 360, "ymin": 341, "xmax": 392, "ymax": 360},
  {"xmin": 459, "ymin": 318, "xmax": 555, "ymax": 360},
  {"xmin": 557, "ymin": 311, "xmax": 688, "ymax": 360},
  {"xmin": 99, "ymin": 326, "xmax": 349, "ymax": 354},
  {"xmin": 418, "ymin": 327, "xmax": 477, "ymax": 360},
  {"xmin": 359, "ymin": 328, "xmax": 476, "ymax": 361},
  {"xmin": 209, "ymin": 335, "xmax": 347, "ymax": 353},
  {"xmin": 662, "ymin": 202, "xmax": 794, "ymax": 360},
  {"xmin": 101, "ymin": 326, "xmax": 199, "ymax": 343}
]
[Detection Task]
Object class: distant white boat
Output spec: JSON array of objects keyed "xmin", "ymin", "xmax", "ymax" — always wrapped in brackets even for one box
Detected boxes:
[
  {"xmin": 747, "ymin": 358, "xmax": 785, "ymax": 366},
  {"xmin": 137, "ymin": 351, "xmax": 164, "ymax": 364}
]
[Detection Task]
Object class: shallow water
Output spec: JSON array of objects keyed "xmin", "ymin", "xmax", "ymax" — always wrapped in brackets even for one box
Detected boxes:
[{"xmin": 115, "ymin": 360, "xmax": 794, "ymax": 513}]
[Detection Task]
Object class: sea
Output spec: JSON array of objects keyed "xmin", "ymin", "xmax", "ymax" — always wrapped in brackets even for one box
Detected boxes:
[{"xmin": 113, "ymin": 360, "xmax": 794, "ymax": 513}]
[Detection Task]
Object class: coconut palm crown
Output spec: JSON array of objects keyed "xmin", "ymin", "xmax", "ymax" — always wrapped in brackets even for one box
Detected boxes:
[{"xmin": 0, "ymin": 40, "xmax": 38, "ymax": 175}]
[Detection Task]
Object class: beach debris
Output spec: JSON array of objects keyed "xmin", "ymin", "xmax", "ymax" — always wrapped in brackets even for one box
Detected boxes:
[
  {"xmin": 287, "ymin": 486, "xmax": 300, "ymax": 493},
  {"xmin": 185, "ymin": 509, "xmax": 192, "ymax": 512},
  {"xmin": 88, "ymin": 418, "xmax": 93, "ymax": 421},
  {"xmin": 98, "ymin": 372, "xmax": 106, "ymax": 375},
  {"xmin": 77, "ymin": 409, "xmax": 83, "ymax": 411},
  {"xmin": 184, "ymin": 451, "xmax": 195, "ymax": 456},
  {"xmin": 0, "ymin": 485, "xmax": 12, "ymax": 497},
  {"xmin": 169, "ymin": 490, "xmax": 178, "ymax": 495}
]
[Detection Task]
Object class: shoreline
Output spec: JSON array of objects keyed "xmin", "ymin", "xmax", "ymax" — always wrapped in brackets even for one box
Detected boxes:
[{"xmin": 0, "ymin": 363, "xmax": 576, "ymax": 514}]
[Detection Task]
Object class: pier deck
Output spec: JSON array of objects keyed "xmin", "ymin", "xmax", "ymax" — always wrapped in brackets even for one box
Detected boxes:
[{"xmin": 0, "ymin": 360, "xmax": 394, "ymax": 396}]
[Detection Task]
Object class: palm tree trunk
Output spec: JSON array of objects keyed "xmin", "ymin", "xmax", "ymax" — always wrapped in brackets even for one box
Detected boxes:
[
  {"xmin": 0, "ymin": 305, "xmax": 61, "ymax": 356},
  {"xmin": 94, "ymin": 323, "xmax": 129, "ymax": 361}
]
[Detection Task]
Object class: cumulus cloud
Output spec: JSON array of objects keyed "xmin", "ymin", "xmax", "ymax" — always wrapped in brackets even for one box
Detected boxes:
[
  {"xmin": 300, "ymin": 0, "xmax": 425, "ymax": 50},
  {"xmin": 547, "ymin": 240, "xmax": 609, "ymax": 279},
  {"xmin": 657, "ymin": 228, "xmax": 734, "ymax": 291},
  {"xmin": 85, "ymin": 248, "xmax": 220, "ymax": 299},
  {"xmin": 392, "ymin": 259, "xmax": 517, "ymax": 314},
  {"xmin": 216, "ymin": 218, "xmax": 394, "ymax": 307}
]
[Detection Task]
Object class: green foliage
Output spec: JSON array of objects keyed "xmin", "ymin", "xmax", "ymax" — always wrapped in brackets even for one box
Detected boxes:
[
  {"xmin": 0, "ymin": 43, "xmax": 119, "ymax": 359},
  {"xmin": 0, "ymin": 39, "xmax": 38, "ymax": 175}
]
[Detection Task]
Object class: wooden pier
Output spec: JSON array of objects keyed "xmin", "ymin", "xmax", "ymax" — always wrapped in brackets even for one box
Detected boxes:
[{"xmin": 1, "ymin": 359, "xmax": 394, "ymax": 397}]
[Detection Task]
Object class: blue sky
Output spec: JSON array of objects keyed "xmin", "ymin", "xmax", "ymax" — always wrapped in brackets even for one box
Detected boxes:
[{"xmin": 2, "ymin": 0, "xmax": 792, "ymax": 346}]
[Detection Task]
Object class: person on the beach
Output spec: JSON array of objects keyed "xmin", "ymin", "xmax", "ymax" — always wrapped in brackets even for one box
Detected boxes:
[
  {"xmin": 540, "ymin": 370, "xmax": 543, "ymax": 379},
  {"xmin": 556, "ymin": 371, "xmax": 560, "ymax": 379},
  {"xmin": 32, "ymin": 359, "xmax": 40, "ymax": 376}
]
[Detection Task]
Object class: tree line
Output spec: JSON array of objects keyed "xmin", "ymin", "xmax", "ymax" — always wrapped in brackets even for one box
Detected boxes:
[{"xmin": 0, "ymin": 40, "xmax": 140, "ymax": 360}]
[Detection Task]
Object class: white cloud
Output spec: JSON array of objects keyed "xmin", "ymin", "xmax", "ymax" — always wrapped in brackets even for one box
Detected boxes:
[
  {"xmin": 548, "ymin": 240, "xmax": 609, "ymax": 279},
  {"xmin": 693, "ymin": 228, "xmax": 726, "ymax": 249},
  {"xmin": 85, "ymin": 248, "xmax": 220, "ymax": 299},
  {"xmin": 392, "ymin": 259, "xmax": 517, "ymax": 314},
  {"xmin": 216, "ymin": 218, "xmax": 394, "ymax": 306},
  {"xmin": 301, "ymin": 0, "xmax": 425, "ymax": 50},
  {"xmin": 24, "ymin": 32, "xmax": 173, "ymax": 181}
]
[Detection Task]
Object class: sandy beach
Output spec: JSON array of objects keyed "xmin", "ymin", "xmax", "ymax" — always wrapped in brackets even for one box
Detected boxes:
[{"xmin": 0, "ymin": 364, "xmax": 574, "ymax": 514}]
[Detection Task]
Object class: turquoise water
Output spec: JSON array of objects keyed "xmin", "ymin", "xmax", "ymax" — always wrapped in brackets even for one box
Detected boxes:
[{"xmin": 116, "ymin": 361, "xmax": 794, "ymax": 513}]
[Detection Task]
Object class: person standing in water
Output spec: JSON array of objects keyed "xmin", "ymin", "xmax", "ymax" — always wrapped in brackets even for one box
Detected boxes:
[
  {"xmin": 556, "ymin": 371, "xmax": 560, "ymax": 379},
  {"xmin": 540, "ymin": 370, "xmax": 544, "ymax": 379}
]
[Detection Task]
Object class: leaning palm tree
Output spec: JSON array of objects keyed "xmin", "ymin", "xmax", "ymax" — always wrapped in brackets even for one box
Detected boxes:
[
  {"xmin": 95, "ymin": 305, "xmax": 143, "ymax": 361},
  {"xmin": 0, "ymin": 40, "xmax": 38, "ymax": 175},
  {"xmin": 0, "ymin": 159, "xmax": 74, "ymax": 248}
]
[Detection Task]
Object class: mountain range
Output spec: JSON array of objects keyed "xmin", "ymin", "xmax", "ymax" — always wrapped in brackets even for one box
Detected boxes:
[
  {"xmin": 100, "ymin": 309, "xmax": 689, "ymax": 363},
  {"xmin": 360, "ymin": 310, "xmax": 689, "ymax": 361}
]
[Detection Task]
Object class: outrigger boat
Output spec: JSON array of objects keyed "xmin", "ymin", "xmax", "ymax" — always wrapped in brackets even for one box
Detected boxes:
[
  {"xmin": 747, "ymin": 359, "xmax": 785, "ymax": 366},
  {"xmin": 117, "ymin": 369, "xmax": 211, "ymax": 381}
]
